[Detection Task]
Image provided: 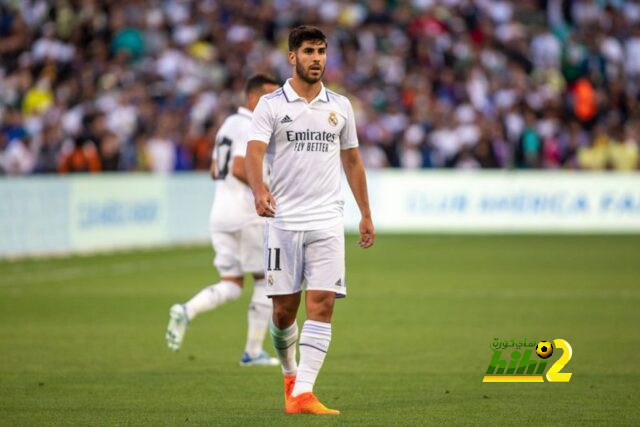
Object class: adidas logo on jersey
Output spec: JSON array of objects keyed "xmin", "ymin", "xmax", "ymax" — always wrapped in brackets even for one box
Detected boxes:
[
  {"xmin": 280, "ymin": 115, "xmax": 292, "ymax": 123},
  {"xmin": 335, "ymin": 278, "xmax": 342, "ymax": 287}
]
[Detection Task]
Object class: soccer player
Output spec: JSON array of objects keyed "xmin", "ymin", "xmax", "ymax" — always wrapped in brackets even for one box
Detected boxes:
[
  {"xmin": 245, "ymin": 26, "xmax": 375, "ymax": 415},
  {"xmin": 166, "ymin": 74, "xmax": 281, "ymax": 366}
]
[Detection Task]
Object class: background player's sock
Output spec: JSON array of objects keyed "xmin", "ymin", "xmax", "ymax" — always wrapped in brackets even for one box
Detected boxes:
[
  {"xmin": 184, "ymin": 281, "xmax": 242, "ymax": 320},
  {"xmin": 270, "ymin": 321, "xmax": 298, "ymax": 376},
  {"xmin": 291, "ymin": 320, "xmax": 332, "ymax": 397},
  {"xmin": 244, "ymin": 278, "xmax": 272, "ymax": 357}
]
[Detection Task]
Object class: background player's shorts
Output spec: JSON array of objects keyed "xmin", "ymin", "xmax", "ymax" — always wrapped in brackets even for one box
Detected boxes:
[
  {"xmin": 210, "ymin": 223, "xmax": 263, "ymax": 277},
  {"xmin": 263, "ymin": 222, "xmax": 346, "ymax": 298}
]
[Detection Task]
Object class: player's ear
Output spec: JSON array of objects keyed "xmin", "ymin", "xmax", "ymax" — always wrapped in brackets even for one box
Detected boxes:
[
  {"xmin": 246, "ymin": 92, "xmax": 257, "ymax": 108},
  {"xmin": 288, "ymin": 51, "xmax": 296, "ymax": 66}
]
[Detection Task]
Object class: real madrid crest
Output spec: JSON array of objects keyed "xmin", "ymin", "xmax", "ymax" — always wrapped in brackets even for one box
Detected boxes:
[
  {"xmin": 267, "ymin": 273, "xmax": 274, "ymax": 286},
  {"xmin": 328, "ymin": 111, "xmax": 338, "ymax": 127}
]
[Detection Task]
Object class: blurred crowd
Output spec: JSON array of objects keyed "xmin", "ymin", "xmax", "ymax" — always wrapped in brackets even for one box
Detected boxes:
[{"xmin": 1, "ymin": 0, "xmax": 639, "ymax": 175}]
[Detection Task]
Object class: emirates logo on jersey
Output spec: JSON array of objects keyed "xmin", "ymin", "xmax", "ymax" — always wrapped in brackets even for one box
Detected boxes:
[{"xmin": 328, "ymin": 111, "xmax": 338, "ymax": 127}]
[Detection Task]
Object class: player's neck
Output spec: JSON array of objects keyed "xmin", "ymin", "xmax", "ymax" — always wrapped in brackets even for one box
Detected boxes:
[{"xmin": 290, "ymin": 77, "xmax": 322, "ymax": 103}]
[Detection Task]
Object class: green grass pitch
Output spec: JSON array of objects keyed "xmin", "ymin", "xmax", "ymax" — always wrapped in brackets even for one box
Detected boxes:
[{"xmin": 1, "ymin": 235, "xmax": 639, "ymax": 425}]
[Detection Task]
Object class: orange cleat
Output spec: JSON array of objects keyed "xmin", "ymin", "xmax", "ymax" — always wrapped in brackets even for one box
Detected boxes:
[
  {"xmin": 283, "ymin": 376, "xmax": 296, "ymax": 403},
  {"xmin": 285, "ymin": 392, "xmax": 340, "ymax": 415}
]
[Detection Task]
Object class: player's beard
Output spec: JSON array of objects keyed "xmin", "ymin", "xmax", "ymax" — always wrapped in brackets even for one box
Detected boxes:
[{"xmin": 296, "ymin": 60, "xmax": 324, "ymax": 84}]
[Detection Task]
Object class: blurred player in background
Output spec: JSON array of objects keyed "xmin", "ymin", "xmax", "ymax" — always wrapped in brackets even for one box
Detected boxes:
[
  {"xmin": 166, "ymin": 74, "xmax": 280, "ymax": 366},
  {"xmin": 245, "ymin": 26, "xmax": 375, "ymax": 414}
]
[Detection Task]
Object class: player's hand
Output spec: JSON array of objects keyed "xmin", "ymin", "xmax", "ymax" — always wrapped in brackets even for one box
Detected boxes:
[
  {"xmin": 358, "ymin": 217, "xmax": 375, "ymax": 248},
  {"xmin": 254, "ymin": 189, "xmax": 276, "ymax": 217}
]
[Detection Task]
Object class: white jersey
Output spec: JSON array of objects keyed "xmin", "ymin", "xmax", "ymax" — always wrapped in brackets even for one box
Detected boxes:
[
  {"xmin": 210, "ymin": 107, "xmax": 261, "ymax": 231},
  {"xmin": 249, "ymin": 79, "xmax": 359, "ymax": 231}
]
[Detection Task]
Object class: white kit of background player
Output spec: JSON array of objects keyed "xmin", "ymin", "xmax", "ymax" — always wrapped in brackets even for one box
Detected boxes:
[{"xmin": 165, "ymin": 75, "xmax": 280, "ymax": 366}]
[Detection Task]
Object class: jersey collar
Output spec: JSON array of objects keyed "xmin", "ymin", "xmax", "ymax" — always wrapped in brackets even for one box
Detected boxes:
[
  {"xmin": 282, "ymin": 79, "xmax": 330, "ymax": 104},
  {"xmin": 237, "ymin": 106, "xmax": 252, "ymax": 118}
]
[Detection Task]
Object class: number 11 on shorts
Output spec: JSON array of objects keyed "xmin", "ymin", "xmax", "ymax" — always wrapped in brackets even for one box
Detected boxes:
[{"xmin": 267, "ymin": 248, "xmax": 282, "ymax": 271}]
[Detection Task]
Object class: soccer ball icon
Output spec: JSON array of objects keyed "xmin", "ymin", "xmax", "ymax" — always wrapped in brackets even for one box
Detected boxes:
[{"xmin": 536, "ymin": 341, "xmax": 553, "ymax": 359}]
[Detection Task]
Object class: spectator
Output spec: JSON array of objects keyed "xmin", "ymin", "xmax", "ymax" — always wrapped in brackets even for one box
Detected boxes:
[
  {"xmin": 147, "ymin": 123, "xmax": 175, "ymax": 174},
  {"xmin": 58, "ymin": 137, "xmax": 101, "ymax": 173},
  {"xmin": 0, "ymin": 0, "xmax": 638, "ymax": 175},
  {"xmin": 34, "ymin": 123, "xmax": 62, "ymax": 173},
  {"xmin": 99, "ymin": 132, "xmax": 121, "ymax": 172},
  {"xmin": 2, "ymin": 137, "xmax": 34, "ymax": 175},
  {"xmin": 608, "ymin": 124, "xmax": 639, "ymax": 171}
]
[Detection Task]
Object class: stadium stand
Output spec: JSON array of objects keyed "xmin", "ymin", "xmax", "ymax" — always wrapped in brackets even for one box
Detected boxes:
[{"xmin": 0, "ymin": 0, "xmax": 638, "ymax": 174}]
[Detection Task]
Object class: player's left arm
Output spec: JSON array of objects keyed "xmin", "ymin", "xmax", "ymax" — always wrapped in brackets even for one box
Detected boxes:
[
  {"xmin": 341, "ymin": 148, "xmax": 374, "ymax": 249},
  {"xmin": 340, "ymin": 98, "xmax": 374, "ymax": 248}
]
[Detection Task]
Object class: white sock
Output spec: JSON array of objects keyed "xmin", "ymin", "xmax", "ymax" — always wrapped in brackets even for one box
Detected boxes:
[
  {"xmin": 184, "ymin": 280, "xmax": 242, "ymax": 321},
  {"xmin": 244, "ymin": 278, "xmax": 272, "ymax": 357},
  {"xmin": 269, "ymin": 321, "xmax": 298, "ymax": 376},
  {"xmin": 291, "ymin": 320, "xmax": 332, "ymax": 397}
]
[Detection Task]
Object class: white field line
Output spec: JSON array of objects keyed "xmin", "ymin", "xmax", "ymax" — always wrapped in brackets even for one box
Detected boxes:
[
  {"xmin": 0, "ymin": 253, "xmax": 209, "ymax": 287},
  {"xmin": 357, "ymin": 287, "xmax": 640, "ymax": 300}
]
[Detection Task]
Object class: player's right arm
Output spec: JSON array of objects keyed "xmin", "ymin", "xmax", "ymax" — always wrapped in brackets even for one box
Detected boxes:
[
  {"xmin": 245, "ymin": 141, "xmax": 275, "ymax": 217},
  {"xmin": 245, "ymin": 96, "xmax": 276, "ymax": 217},
  {"xmin": 230, "ymin": 157, "xmax": 248, "ymax": 184},
  {"xmin": 209, "ymin": 162, "xmax": 217, "ymax": 179}
]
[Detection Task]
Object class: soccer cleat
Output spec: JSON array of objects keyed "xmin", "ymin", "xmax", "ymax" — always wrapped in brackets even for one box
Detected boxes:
[
  {"xmin": 283, "ymin": 375, "xmax": 296, "ymax": 403},
  {"xmin": 166, "ymin": 304, "xmax": 189, "ymax": 351},
  {"xmin": 285, "ymin": 392, "xmax": 340, "ymax": 415},
  {"xmin": 239, "ymin": 351, "xmax": 279, "ymax": 366}
]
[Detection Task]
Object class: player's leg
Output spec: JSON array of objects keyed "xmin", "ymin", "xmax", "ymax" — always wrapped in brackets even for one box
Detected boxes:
[
  {"xmin": 239, "ymin": 273, "xmax": 280, "ymax": 365},
  {"xmin": 182, "ymin": 274, "xmax": 243, "ymax": 320},
  {"xmin": 165, "ymin": 231, "xmax": 244, "ymax": 351},
  {"xmin": 292, "ymin": 290, "xmax": 335, "ymax": 395},
  {"xmin": 239, "ymin": 223, "xmax": 278, "ymax": 365},
  {"xmin": 271, "ymin": 292, "xmax": 302, "ymax": 374},
  {"xmin": 183, "ymin": 231, "xmax": 245, "ymax": 320},
  {"xmin": 286, "ymin": 290, "xmax": 338, "ymax": 415},
  {"xmin": 287, "ymin": 224, "xmax": 344, "ymax": 415},
  {"xmin": 271, "ymin": 293, "xmax": 301, "ymax": 404},
  {"xmin": 263, "ymin": 223, "xmax": 304, "ymax": 404}
]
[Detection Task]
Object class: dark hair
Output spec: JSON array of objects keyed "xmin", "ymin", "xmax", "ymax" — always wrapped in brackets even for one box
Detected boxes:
[
  {"xmin": 288, "ymin": 25, "xmax": 327, "ymax": 52},
  {"xmin": 245, "ymin": 73, "xmax": 279, "ymax": 94}
]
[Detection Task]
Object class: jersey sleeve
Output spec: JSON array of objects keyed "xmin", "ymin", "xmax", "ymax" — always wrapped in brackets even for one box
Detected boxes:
[
  {"xmin": 230, "ymin": 123, "xmax": 250, "ymax": 158},
  {"xmin": 248, "ymin": 97, "xmax": 274, "ymax": 145},
  {"xmin": 340, "ymin": 98, "xmax": 359, "ymax": 150}
]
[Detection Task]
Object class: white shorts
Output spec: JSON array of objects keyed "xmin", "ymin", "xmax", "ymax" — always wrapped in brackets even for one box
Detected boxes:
[
  {"xmin": 263, "ymin": 222, "xmax": 346, "ymax": 298},
  {"xmin": 211, "ymin": 223, "xmax": 264, "ymax": 277}
]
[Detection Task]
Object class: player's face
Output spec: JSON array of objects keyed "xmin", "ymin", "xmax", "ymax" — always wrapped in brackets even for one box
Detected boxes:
[{"xmin": 291, "ymin": 41, "xmax": 327, "ymax": 84}]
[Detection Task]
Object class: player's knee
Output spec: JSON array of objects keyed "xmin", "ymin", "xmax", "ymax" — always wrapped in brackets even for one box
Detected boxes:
[
  {"xmin": 307, "ymin": 304, "xmax": 333, "ymax": 322},
  {"xmin": 306, "ymin": 294, "xmax": 335, "ymax": 322},
  {"xmin": 221, "ymin": 276, "xmax": 244, "ymax": 288},
  {"xmin": 272, "ymin": 304, "xmax": 296, "ymax": 328}
]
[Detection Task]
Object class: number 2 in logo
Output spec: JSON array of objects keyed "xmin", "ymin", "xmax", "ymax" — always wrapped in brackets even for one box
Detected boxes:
[
  {"xmin": 546, "ymin": 339, "xmax": 573, "ymax": 382},
  {"xmin": 267, "ymin": 248, "xmax": 282, "ymax": 271}
]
